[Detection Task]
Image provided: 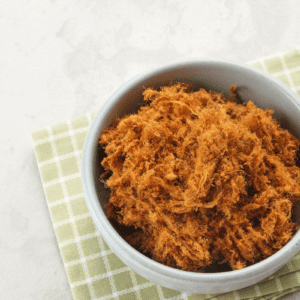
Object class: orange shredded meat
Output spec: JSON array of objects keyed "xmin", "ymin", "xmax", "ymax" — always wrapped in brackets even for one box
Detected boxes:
[{"xmin": 99, "ymin": 83, "xmax": 300, "ymax": 271}]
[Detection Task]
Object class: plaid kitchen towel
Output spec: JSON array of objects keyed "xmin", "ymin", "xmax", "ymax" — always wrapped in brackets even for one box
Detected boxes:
[{"xmin": 32, "ymin": 45, "xmax": 300, "ymax": 300}]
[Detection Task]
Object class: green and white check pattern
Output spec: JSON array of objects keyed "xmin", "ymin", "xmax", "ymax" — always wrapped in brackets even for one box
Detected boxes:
[{"xmin": 32, "ymin": 45, "xmax": 300, "ymax": 300}]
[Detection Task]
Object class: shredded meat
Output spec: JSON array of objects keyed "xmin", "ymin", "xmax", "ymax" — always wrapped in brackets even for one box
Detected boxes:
[{"xmin": 99, "ymin": 83, "xmax": 300, "ymax": 271}]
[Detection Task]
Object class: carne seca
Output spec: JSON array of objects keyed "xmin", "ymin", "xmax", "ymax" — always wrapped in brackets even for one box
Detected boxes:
[{"xmin": 99, "ymin": 83, "xmax": 300, "ymax": 271}]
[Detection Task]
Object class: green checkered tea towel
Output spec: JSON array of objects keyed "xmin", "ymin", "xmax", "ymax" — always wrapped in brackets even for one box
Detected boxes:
[{"xmin": 32, "ymin": 45, "xmax": 300, "ymax": 300}]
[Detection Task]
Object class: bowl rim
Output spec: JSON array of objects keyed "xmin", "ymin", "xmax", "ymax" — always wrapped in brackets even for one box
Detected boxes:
[{"xmin": 81, "ymin": 59, "xmax": 300, "ymax": 282}]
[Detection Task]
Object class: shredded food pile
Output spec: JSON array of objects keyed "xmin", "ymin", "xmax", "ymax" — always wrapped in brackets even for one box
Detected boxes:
[{"xmin": 99, "ymin": 83, "xmax": 300, "ymax": 271}]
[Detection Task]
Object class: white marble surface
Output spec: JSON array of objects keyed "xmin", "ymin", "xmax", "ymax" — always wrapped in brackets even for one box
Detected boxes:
[{"xmin": 1, "ymin": 0, "xmax": 300, "ymax": 299}]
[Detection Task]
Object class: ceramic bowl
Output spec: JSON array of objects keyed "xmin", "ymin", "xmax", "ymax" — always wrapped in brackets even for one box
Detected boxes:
[{"xmin": 81, "ymin": 61, "xmax": 300, "ymax": 294}]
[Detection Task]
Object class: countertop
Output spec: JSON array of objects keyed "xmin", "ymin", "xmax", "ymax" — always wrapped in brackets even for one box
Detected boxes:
[{"xmin": 1, "ymin": 0, "xmax": 300, "ymax": 299}]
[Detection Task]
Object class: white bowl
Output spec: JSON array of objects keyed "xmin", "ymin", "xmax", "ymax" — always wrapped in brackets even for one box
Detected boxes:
[{"xmin": 81, "ymin": 60, "xmax": 300, "ymax": 294}]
